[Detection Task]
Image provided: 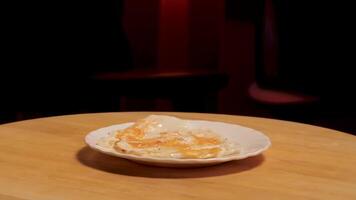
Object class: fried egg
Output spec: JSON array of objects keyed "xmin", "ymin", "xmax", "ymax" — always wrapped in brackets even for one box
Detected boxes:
[{"xmin": 97, "ymin": 115, "xmax": 239, "ymax": 159}]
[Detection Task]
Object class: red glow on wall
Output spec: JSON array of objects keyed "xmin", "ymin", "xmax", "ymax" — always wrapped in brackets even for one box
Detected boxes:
[{"xmin": 158, "ymin": 0, "xmax": 189, "ymax": 70}]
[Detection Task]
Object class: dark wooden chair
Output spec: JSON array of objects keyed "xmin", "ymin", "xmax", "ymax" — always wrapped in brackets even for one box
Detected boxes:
[
  {"xmin": 92, "ymin": 68, "xmax": 228, "ymax": 112},
  {"xmin": 249, "ymin": 0, "xmax": 321, "ymax": 121}
]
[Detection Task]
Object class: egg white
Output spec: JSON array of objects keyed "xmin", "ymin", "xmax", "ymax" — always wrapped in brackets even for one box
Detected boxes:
[{"xmin": 97, "ymin": 115, "xmax": 240, "ymax": 159}]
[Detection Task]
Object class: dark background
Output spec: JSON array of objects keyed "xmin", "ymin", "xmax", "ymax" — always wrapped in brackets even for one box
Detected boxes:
[{"xmin": 1, "ymin": 0, "xmax": 355, "ymax": 134}]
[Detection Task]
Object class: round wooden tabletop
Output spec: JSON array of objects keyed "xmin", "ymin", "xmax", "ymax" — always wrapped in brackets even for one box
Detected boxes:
[{"xmin": 0, "ymin": 112, "xmax": 355, "ymax": 200}]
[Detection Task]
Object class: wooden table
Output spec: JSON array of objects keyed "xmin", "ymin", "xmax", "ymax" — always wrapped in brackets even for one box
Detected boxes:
[{"xmin": 1, "ymin": 112, "xmax": 356, "ymax": 200}]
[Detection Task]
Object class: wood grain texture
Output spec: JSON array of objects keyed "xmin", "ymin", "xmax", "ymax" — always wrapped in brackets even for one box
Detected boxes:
[{"xmin": 0, "ymin": 112, "xmax": 356, "ymax": 200}]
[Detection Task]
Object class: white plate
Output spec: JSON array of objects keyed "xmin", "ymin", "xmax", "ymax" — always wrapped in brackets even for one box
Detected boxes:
[{"xmin": 85, "ymin": 120, "xmax": 271, "ymax": 167}]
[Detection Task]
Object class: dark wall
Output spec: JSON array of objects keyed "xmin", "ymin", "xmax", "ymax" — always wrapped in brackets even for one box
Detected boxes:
[
  {"xmin": 2, "ymin": 1, "xmax": 355, "ymax": 126},
  {"xmin": 3, "ymin": 1, "xmax": 131, "ymax": 80},
  {"xmin": 2, "ymin": 1, "xmax": 132, "ymax": 113}
]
